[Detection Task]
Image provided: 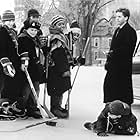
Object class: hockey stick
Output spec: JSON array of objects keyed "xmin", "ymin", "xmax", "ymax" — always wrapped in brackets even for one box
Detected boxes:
[
  {"xmin": 65, "ymin": 37, "xmax": 90, "ymax": 115},
  {"xmin": 43, "ymin": 83, "xmax": 55, "ymax": 118},
  {"xmin": 64, "ymin": 25, "xmax": 95, "ymax": 115},
  {"xmin": 0, "ymin": 117, "xmax": 57, "ymax": 132},
  {"xmin": 133, "ymin": 41, "xmax": 140, "ymax": 57},
  {"xmin": 43, "ymin": 54, "xmax": 55, "ymax": 118},
  {"xmin": 42, "ymin": 35, "xmax": 56, "ymax": 118},
  {"xmin": 24, "ymin": 67, "xmax": 57, "ymax": 126}
]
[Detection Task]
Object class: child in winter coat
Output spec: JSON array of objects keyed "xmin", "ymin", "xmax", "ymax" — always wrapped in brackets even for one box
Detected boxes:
[
  {"xmin": 0, "ymin": 10, "xmax": 26, "ymax": 119},
  {"xmin": 47, "ymin": 15, "xmax": 72, "ymax": 118},
  {"xmin": 84, "ymin": 100, "xmax": 137, "ymax": 136},
  {"xmin": 47, "ymin": 16, "xmax": 86, "ymax": 118},
  {"xmin": 66, "ymin": 20, "xmax": 85, "ymax": 66},
  {"xmin": 18, "ymin": 20, "xmax": 45, "ymax": 119}
]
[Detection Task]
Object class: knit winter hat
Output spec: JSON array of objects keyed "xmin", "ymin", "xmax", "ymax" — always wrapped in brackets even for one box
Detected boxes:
[
  {"xmin": 50, "ymin": 15, "xmax": 66, "ymax": 26},
  {"xmin": 70, "ymin": 20, "xmax": 81, "ymax": 35},
  {"xmin": 108, "ymin": 100, "xmax": 131, "ymax": 115},
  {"xmin": 2, "ymin": 10, "xmax": 15, "ymax": 21},
  {"xmin": 24, "ymin": 20, "xmax": 41, "ymax": 30},
  {"xmin": 27, "ymin": 9, "xmax": 40, "ymax": 18}
]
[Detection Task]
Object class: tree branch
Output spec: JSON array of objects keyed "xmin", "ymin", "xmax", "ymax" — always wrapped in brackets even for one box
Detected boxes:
[{"xmin": 97, "ymin": 0, "xmax": 114, "ymax": 12}]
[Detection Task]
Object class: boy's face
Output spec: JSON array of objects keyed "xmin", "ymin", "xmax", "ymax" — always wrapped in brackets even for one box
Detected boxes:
[
  {"xmin": 108, "ymin": 112, "xmax": 121, "ymax": 119},
  {"xmin": 115, "ymin": 12, "xmax": 128, "ymax": 27},
  {"xmin": 73, "ymin": 32, "xmax": 80, "ymax": 42},
  {"xmin": 55, "ymin": 21, "xmax": 66, "ymax": 32},
  {"xmin": 27, "ymin": 27, "xmax": 38, "ymax": 37},
  {"xmin": 30, "ymin": 16, "xmax": 40, "ymax": 22},
  {"xmin": 4, "ymin": 20, "xmax": 15, "ymax": 28}
]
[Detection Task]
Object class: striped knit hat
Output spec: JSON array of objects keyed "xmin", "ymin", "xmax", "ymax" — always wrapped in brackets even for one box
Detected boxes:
[
  {"xmin": 108, "ymin": 100, "xmax": 131, "ymax": 116},
  {"xmin": 2, "ymin": 10, "xmax": 15, "ymax": 21},
  {"xmin": 50, "ymin": 15, "xmax": 66, "ymax": 26}
]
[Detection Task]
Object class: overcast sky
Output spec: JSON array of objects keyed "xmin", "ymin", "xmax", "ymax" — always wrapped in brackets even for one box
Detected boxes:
[
  {"xmin": 0, "ymin": 0, "xmax": 140, "ymax": 17},
  {"xmin": 0, "ymin": 0, "xmax": 14, "ymax": 15}
]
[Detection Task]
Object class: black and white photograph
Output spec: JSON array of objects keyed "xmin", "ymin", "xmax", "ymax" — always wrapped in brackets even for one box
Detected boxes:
[{"xmin": 0, "ymin": 0, "xmax": 140, "ymax": 139}]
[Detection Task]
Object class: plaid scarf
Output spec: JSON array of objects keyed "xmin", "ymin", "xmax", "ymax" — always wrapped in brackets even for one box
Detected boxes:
[{"xmin": 49, "ymin": 26, "xmax": 74, "ymax": 66}]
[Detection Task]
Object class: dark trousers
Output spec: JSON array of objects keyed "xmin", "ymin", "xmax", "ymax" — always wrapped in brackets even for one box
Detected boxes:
[
  {"xmin": 1, "ymin": 72, "xmax": 24, "ymax": 101},
  {"xmin": 22, "ymin": 81, "xmax": 40, "ymax": 110},
  {"xmin": 50, "ymin": 95, "xmax": 63, "ymax": 110}
]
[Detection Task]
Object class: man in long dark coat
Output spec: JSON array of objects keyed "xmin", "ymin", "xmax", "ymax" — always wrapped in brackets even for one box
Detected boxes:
[{"xmin": 104, "ymin": 8, "xmax": 137, "ymax": 105}]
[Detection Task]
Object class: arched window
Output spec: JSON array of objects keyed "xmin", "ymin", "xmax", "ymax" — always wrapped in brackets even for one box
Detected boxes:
[{"xmin": 94, "ymin": 37, "xmax": 99, "ymax": 47}]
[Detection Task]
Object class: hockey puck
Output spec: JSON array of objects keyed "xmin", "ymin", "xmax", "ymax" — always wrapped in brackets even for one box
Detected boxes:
[{"xmin": 45, "ymin": 121, "xmax": 57, "ymax": 126}]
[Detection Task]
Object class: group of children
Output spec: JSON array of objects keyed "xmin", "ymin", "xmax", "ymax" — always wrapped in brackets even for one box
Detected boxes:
[
  {"xmin": 0, "ymin": 8, "xmax": 138, "ymax": 137},
  {"xmin": 0, "ymin": 9, "xmax": 85, "ymax": 120}
]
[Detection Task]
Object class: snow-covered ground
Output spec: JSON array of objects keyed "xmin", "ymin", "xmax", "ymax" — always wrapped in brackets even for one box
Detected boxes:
[{"xmin": 0, "ymin": 66, "xmax": 140, "ymax": 140}]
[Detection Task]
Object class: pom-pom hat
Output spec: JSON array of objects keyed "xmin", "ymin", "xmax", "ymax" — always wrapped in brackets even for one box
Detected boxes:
[
  {"xmin": 70, "ymin": 20, "xmax": 81, "ymax": 35},
  {"xmin": 2, "ymin": 10, "xmax": 15, "ymax": 21},
  {"xmin": 50, "ymin": 15, "xmax": 66, "ymax": 26},
  {"xmin": 108, "ymin": 100, "xmax": 131, "ymax": 115}
]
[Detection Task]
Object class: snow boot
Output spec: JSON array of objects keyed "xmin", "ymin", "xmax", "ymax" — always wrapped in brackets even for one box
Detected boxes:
[
  {"xmin": 27, "ymin": 107, "xmax": 42, "ymax": 119},
  {"xmin": 58, "ymin": 106, "xmax": 68, "ymax": 114},
  {"xmin": 50, "ymin": 95, "xmax": 68, "ymax": 118},
  {"xmin": 7, "ymin": 101, "xmax": 27, "ymax": 119},
  {"xmin": 50, "ymin": 108, "xmax": 68, "ymax": 118},
  {"xmin": 0, "ymin": 108, "xmax": 16, "ymax": 121}
]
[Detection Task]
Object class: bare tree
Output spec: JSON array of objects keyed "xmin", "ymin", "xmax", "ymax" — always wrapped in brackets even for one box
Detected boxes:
[
  {"xmin": 77, "ymin": 0, "xmax": 114, "ymax": 50},
  {"xmin": 130, "ymin": 11, "xmax": 140, "ymax": 30},
  {"xmin": 22, "ymin": 0, "xmax": 41, "ymax": 19}
]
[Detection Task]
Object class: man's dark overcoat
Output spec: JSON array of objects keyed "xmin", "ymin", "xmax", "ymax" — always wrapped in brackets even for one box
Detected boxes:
[{"xmin": 104, "ymin": 23, "xmax": 137, "ymax": 105}]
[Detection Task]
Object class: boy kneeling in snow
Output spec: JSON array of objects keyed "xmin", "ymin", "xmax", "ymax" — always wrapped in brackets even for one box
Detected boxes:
[{"xmin": 84, "ymin": 100, "xmax": 137, "ymax": 136}]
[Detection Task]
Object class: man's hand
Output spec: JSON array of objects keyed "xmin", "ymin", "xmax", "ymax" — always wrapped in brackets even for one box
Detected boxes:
[
  {"xmin": 107, "ymin": 50, "xmax": 113, "ymax": 58},
  {"xmin": 62, "ymin": 71, "xmax": 71, "ymax": 77}
]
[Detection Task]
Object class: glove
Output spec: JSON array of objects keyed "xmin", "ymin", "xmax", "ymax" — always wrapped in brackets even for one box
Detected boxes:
[
  {"xmin": 77, "ymin": 56, "xmax": 85, "ymax": 65},
  {"xmin": 107, "ymin": 50, "xmax": 113, "ymax": 58},
  {"xmin": 3, "ymin": 64, "xmax": 15, "ymax": 77},
  {"xmin": 62, "ymin": 71, "xmax": 71, "ymax": 77},
  {"xmin": 21, "ymin": 60, "xmax": 29, "ymax": 72}
]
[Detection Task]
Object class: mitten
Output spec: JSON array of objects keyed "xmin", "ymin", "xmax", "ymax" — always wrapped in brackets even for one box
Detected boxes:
[
  {"xmin": 77, "ymin": 56, "xmax": 85, "ymax": 65},
  {"xmin": 20, "ymin": 52, "xmax": 29, "ymax": 71}
]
